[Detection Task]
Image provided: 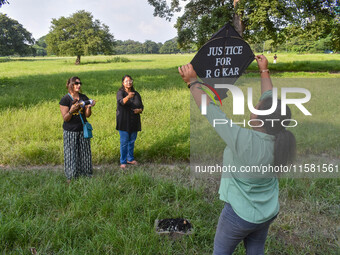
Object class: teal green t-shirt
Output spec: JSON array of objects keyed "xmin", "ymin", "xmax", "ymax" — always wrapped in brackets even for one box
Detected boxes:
[{"xmin": 205, "ymin": 90, "xmax": 279, "ymax": 224}]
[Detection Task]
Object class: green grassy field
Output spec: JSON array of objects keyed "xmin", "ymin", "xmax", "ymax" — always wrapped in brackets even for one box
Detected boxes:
[
  {"xmin": 0, "ymin": 166, "xmax": 339, "ymax": 254},
  {"xmin": 0, "ymin": 53, "xmax": 340, "ymax": 165},
  {"xmin": 0, "ymin": 53, "xmax": 339, "ymax": 254},
  {"xmin": 0, "ymin": 54, "xmax": 193, "ymax": 165}
]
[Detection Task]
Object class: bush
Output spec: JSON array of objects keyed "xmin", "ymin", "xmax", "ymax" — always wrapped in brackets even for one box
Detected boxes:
[{"xmin": 106, "ymin": 56, "xmax": 130, "ymax": 63}]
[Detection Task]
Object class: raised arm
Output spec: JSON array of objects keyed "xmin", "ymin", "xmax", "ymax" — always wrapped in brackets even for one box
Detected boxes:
[
  {"xmin": 117, "ymin": 90, "xmax": 134, "ymax": 106},
  {"xmin": 178, "ymin": 63, "xmax": 251, "ymax": 152},
  {"xmin": 178, "ymin": 63, "xmax": 211, "ymax": 108},
  {"xmin": 255, "ymin": 55, "xmax": 273, "ymax": 95}
]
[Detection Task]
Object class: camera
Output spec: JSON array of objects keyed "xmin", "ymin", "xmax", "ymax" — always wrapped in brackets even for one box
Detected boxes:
[{"xmin": 78, "ymin": 99, "xmax": 94, "ymax": 108}]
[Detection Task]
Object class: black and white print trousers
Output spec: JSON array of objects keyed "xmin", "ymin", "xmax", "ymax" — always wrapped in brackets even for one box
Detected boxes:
[{"xmin": 63, "ymin": 130, "xmax": 93, "ymax": 180}]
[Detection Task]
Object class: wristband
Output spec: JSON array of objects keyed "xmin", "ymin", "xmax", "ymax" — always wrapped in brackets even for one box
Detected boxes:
[
  {"xmin": 188, "ymin": 80, "xmax": 203, "ymax": 88},
  {"xmin": 260, "ymin": 69, "xmax": 270, "ymax": 73}
]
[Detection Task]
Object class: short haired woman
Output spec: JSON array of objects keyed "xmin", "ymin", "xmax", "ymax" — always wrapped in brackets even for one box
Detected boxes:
[
  {"xmin": 59, "ymin": 76, "xmax": 96, "ymax": 182},
  {"xmin": 116, "ymin": 75, "xmax": 143, "ymax": 169}
]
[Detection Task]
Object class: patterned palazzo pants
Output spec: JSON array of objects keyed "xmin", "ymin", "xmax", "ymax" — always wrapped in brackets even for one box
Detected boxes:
[{"xmin": 63, "ymin": 130, "xmax": 93, "ymax": 180}]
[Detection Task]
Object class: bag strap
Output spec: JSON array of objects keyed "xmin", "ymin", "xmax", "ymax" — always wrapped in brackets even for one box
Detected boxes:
[
  {"xmin": 68, "ymin": 93, "xmax": 74, "ymax": 101},
  {"xmin": 68, "ymin": 93, "xmax": 85, "ymax": 125},
  {"xmin": 79, "ymin": 111, "xmax": 85, "ymax": 125}
]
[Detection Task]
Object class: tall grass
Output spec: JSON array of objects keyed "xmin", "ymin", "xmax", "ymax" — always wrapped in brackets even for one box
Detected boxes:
[
  {"xmin": 0, "ymin": 55, "xmax": 192, "ymax": 165},
  {"xmin": 248, "ymin": 53, "xmax": 340, "ymax": 72},
  {"xmin": 0, "ymin": 166, "xmax": 339, "ymax": 254},
  {"xmin": 1, "ymin": 54, "xmax": 339, "ymax": 254},
  {"xmin": 0, "ymin": 166, "xmax": 220, "ymax": 254},
  {"xmin": 0, "ymin": 54, "xmax": 340, "ymax": 165}
]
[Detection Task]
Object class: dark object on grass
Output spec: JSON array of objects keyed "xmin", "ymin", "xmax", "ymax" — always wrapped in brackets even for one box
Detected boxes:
[{"xmin": 155, "ymin": 218, "xmax": 193, "ymax": 238}]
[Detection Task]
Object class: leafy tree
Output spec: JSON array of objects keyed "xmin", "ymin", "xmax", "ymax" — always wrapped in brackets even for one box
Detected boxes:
[
  {"xmin": 127, "ymin": 41, "xmax": 144, "ymax": 54},
  {"xmin": 32, "ymin": 45, "xmax": 47, "ymax": 56},
  {"xmin": 330, "ymin": 4, "xmax": 340, "ymax": 51},
  {"xmin": 114, "ymin": 40, "xmax": 145, "ymax": 54},
  {"xmin": 46, "ymin": 10, "xmax": 115, "ymax": 64},
  {"xmin": 0, "ymin": 13, "xmax": 34, "ymax": 56},
  {"xmin": 148, "ymin": 0, "xmax": 340, "ymax": 51},
  {"xmin": 143, "ymin": 40, "xmax": 160, "ymax": 54},
  {"xmin": 159, "ymin": 38, "xmax": 180, "ymax": 54},
  {"xmin": 157, "ymin": 42, "xmax": 163, "ymax": 50},
  {"xmin": 36, "ymin": 35, "xmax": 47, "ymax": 48},
  {"xmin": 32, "ymin": 36, "xmax": 47, "ymax": 56},
  {"xmin": 0, "ymin": 0, "xmax": 9, "ymax": 8}
]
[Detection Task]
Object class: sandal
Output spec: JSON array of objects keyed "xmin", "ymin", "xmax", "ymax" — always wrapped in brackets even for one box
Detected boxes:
[{"xmin": 127, "ymin": 160, "xmax": 138, "ymax": 165}]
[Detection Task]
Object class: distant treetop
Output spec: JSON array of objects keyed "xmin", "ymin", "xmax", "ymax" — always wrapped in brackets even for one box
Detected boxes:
[
  {"xmin": 0, "ymin": 0, "xmax": 9, "ymax": 8},
  {"xmin": 46, "ymin": 10, "xmax": 115, "ymax": 64}
]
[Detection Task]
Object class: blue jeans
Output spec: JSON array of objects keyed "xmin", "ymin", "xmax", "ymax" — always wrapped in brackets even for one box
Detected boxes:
[
  {"xmin": 213, "ymin": 203, "xmax": 277, "ymax": 255},
  {"xmin": 119, "ymin": 131, "xmax": 137, "ymax": 164}
]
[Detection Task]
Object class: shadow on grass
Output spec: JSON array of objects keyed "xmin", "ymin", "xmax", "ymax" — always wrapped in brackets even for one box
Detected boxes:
[
  {"xmin": 0, "ymin": 57, "xmax": 151, "ymax": 64},
  {"xmin": 81, "ymin": 56, "xmax": 133, "ymax": 65},
  {"xmin": 80, "ymin": 61, "xmax": 130, "ymax": 65},
  {"xmin": 56, "ymin": 59, "xmax": 153, "ymax": 65},
  {"xmin": 0, "ymin": 57, "xmax": 66, "ymax": 63},
  {"xmin": 0, "ymin": 67, "xmax": 184, "ymax": 111},
  {"xmin": 133, "ymin": 59, "xmax": 153, "ymax": 62},
  {"xmin": 138, "ymin": 130, "xmax": 190, "ymax": 163},
  {"xmin": 247, "ymin": 60, "xmax": 340, "ymax": 72}
]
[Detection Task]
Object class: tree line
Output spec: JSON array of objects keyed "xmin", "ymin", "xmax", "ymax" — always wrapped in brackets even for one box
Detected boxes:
[
  {"xmin": 34, "ymin": 37, "xmax": 182, "ymax": 57},
  {"xmin": 115, "ymin": 39, "xmax": 184, "ymax": 55},
  {"xmin": 1, "ymin": 0, "xmax": 339, "ymax": 64},
  {"xmin": 148, "ymin": 0, "xmax": 340, "ymax": 52},
  {"xmin": 0, "ymin": 11, "xmax": 183, "ymax": 64}
]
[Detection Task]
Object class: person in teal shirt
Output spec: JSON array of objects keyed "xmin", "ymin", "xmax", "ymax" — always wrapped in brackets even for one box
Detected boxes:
[{"xmin": 179, "ymin": 55, "xmax": 296, "ymax": 255}]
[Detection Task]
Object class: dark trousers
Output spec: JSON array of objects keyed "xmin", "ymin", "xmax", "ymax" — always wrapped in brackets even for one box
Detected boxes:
[
  {"xmin": 213, "ymin": 203, "xmax": 277, "ymax": 255},
  {"xmin": 63, "ymin": 130, "xmax": 92, "ymax": 180}
]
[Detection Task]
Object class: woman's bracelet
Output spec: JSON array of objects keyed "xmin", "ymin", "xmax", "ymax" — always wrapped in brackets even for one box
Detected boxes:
[
  {"xmin": 188, "ymin": 80, "xmax": 203, "ymax": 88},
  {"xmin": 260, "ymin": 69, "xmax": 270, "ymax": 73}
]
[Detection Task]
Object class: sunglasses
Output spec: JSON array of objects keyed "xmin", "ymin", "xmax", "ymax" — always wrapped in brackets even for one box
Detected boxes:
[
  {"xmin": 124, "ymin": 80, "xmax": 133, "ymax": 84},
  {"xmin": 74, "ymin": 82, "xmax": 82, "ymax": 85}
]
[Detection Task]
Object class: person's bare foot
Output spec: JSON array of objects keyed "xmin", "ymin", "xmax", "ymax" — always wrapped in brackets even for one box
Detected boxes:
[
  {"xmin": 127, "ymin": 160, "xmax": 138, "ymax": 165},
  {"xmin": 120, "ymin": 164, "xmax": 127, "ymax": 169}
]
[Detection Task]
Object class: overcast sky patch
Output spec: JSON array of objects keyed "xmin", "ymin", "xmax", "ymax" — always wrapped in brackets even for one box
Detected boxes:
[{"xmin": 1, "ymin": 0, "xmax": 178, "ymax": 43}]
